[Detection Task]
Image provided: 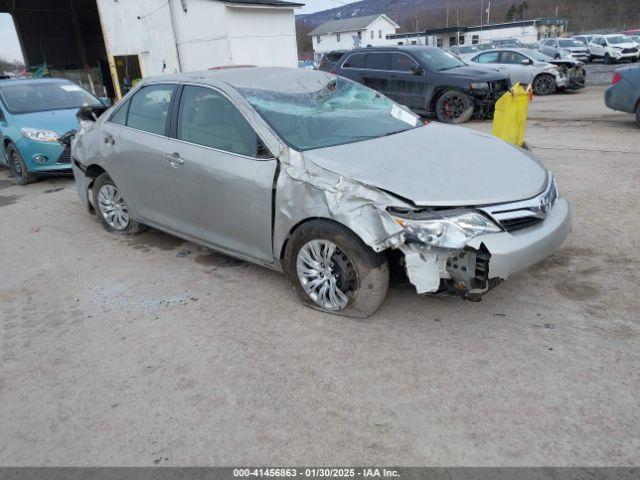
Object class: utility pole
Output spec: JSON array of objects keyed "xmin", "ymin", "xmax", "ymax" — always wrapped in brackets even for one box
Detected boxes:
[
  {"xmin": 486, "ymin": 1, "xmax": 491, "ymax": 25},
  {"xmin": 446, "ymin": 2, "xmax": 450, "ymax": 27}
]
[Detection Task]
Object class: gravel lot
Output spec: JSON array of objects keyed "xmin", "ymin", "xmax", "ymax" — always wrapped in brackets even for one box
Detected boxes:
[{"xmin": 1, "ymin": 86, "xmax": 639, "ymax": 466}]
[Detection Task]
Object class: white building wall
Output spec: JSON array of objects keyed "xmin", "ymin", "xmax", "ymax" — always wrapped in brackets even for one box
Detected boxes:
[
  {"xmin": 311, "ymin": 16, "xmax": 398, "ymax": 55},
  {"xmin": 364, "ymin": 17, "xmax": 398, "ymax": 46}
]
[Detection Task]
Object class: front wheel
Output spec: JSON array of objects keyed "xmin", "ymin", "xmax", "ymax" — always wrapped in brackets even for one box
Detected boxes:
[
  {"xmin": 635, "ymin": 104, "xmax": 640, "ymax": 126},
  {"xmin": 6, "ymin": 143, "xmax": 36, "ymax": 185},
  {"xmin": 532, "ymin": 74, "xmax": 557, "ymax": 95},
  {"xmin": 92, "ymin": 173, "xmax": 147, "ymax": 234},
  {"xmin": 435, "ymin": 90, "xmax": 474, "ymax": 124},
  {"xmin": 283, "ymin": 220, "xmax": 389, "ymax": 318}
]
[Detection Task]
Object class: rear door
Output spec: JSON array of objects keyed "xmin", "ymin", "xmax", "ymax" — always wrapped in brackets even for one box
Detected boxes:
[
  {"xmin": 0, "ymin": 105, "xmax": 7, "ymax": 165},
  {"xmin": 163, "ymin": 84, "xmax": 277, "ymax": 262},
  {"xmin": 102, "ymin": 83, "xmax": 176, "ymax": 228}
]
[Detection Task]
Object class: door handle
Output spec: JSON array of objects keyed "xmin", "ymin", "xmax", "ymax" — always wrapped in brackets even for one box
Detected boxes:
[
  {"xmin": 165, "ymin": 152, "xmax": 184, "ymax": 167},
  {"xmin": 104, "ymin": 135, "xmax": 114, "ymax": 145}
]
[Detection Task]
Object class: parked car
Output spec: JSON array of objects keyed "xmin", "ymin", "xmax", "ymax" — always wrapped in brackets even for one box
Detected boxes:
[
  {"xmin": 539, "ymin": 37, "xmax": 590, "ymax": 62},
  {"xmin": 588, "ymin": 35, "xmax": 640, "ymax": 64},
  {"xmin": 524, "ymin": 42, "xmax": 540, "ymax": 50},
  {"xmin": 490, "ymin": 38, "xmax": 526, "ymax": 48},
  {"xmin": 333, "ymin": 46, "xmax": 511, "ymax": 123},
  {"xmin": 0, "ymin": 78, "xmax": 105, "ymax": 184},
  {"xmin": 573, "ymin": 35, "xmax": 594, "ymax": 46},
  {"xmin": 604, "ymin": 66, "xmax": 640, "ymax": 125},
  {"xmin": 468, "ymin": 48, "xmax": 585, "ymax": 95},
  {"xmin": 70, "ymin": 68, "xmax": 571, "ymax": 317},
  {"xmin": 448, "ymin": 45, "xmax": 483, "ymax": 59},
  {"xmin": 317, "ymin": 50, "xmax": 348, "ymax": 72}
]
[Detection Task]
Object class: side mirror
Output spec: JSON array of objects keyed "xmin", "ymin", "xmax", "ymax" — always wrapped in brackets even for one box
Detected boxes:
[
  {"xmin": 411, "ymin": 65, "xmax": 425, "ymax": 75},
  {"xmin": 521, "ymin": 59, "xmax": 534, "ymax": 65}
]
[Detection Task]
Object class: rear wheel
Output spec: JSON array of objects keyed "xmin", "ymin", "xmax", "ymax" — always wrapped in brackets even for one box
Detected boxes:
[
  {"xmin": 92, "ymin": 173, "xmax": 147, "ymax": 234},
  {"xmin": 6, "ymin": 143, "xmax": 36, "ymax": 185},
  {"xmin": 532, "ymin": 73, "xmax": 556, "ymax": 95},
  {"xmin": 283, "ymin": 220, "xmax": 389, "ymax": 318},
  {"xmin": 604, "ymin": 53, "xmax": 612, "ymax": 64},
  {"xmin": 435, "ymin": 90, "xmax": 474, "ymax": 124},
  {"xmin": 635, "ymin": 103, "xmax": 640, "ymax": 126}
]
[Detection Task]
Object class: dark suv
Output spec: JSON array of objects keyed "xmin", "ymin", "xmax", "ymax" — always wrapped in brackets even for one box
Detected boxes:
[{"xmin": 333, "ymin": 46, "xmax": 511, "ymax": 123}]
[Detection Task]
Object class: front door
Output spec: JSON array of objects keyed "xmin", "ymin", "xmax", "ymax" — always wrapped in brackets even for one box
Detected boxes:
[
  {"xmin": 164, "ymin": 85, "xmax": 277, "ymax": 262},
  {"xmin": 498, "ymin": 51, "xmax": 536, "ymax": 86},
  {"xmin": 102, "ymin": 83, "xmax": 176, "ymax": 228},
  {"xmin": 360, "ymin": 52, "xmax": 392, "ymax": 97},
  {"xmin": 386, "ymin": 52, "xmax": 426, "ymax": 111}
]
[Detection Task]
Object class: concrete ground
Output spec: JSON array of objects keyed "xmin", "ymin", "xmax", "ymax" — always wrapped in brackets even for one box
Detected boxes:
[{"xmin": 0, "ymin": 87, "xmax": 639, "ymax": 467}]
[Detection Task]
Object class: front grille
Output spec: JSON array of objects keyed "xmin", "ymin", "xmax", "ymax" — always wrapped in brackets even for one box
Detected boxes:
[
  {"xmin": 622, "ymin": 48, "xmax": 638, "ymax": 54},
  {"xmin": 489, "ymin": 79, "xmax": 510, "ymax": 94},
  {"xmin": 57, "ymin": 147, "xmax": 71, "ymax": 164},
  {"xmin": 500, "ymin": 216, "xmax": 544, "ymax": 232}
]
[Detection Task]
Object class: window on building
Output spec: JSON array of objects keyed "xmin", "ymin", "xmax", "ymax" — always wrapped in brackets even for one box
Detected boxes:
[
  {"xmin": 449, "ymin": 36, "xmax": 457, "ymax": 46},
  {"xmin": 378, "ymin": 30, "xmax": 382, "ymax": 39},
  {"xmin": 177, "ymin": 86, "xmax": 264, "ymax": 158},
  {"xmin": 436, "ymin": 38, "xmax": 443, "ymax": 48},
  {"xmin": 397, "ymin": 42, "xmax": 404, "ymax": 45},
  {"xmin": 317, "ymin": 35, "xmax": 321, "ymax": 44},
  {"xmin": 357, "ymin": 31, "xmax": 362, "ymax": 38},
  {"xmin": 126, "ymin": 84, "xmax": 175, "ymax": 135},
  {"xmin": 459, "ymin": 35, "xmax": 465, "ymax": 45},
  {"xmin": 336, "ymin": 32, "xmax": 341, "ymax": 42},
  {"xmin": 411, "ymin": 40, "xmax": 417, "ymax": 45},
  {"xmin": 472, "ymin": 35, "xmax": 479, "ymax": 44},
  {"xmin": 371, "ymin": 30, "xmax": 374, "ymax": 39}
]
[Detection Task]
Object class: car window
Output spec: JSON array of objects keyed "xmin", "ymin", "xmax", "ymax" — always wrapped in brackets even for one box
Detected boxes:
[
  {"xmin": 343, "ymin": 53, "xmax": 367, "ymax": 69},
  {"xmin": 126, "ymin": 84, "xmax": 174, "ymax": 135},
  {"xmin": 500, "ymin": 51, "xmax": 527, "ymax": 64},
  {"xmin": 109, "ymin": 99, "xmax": 130, "ymax": 126},
  {"xmin": 364, "ymin": 53, "xmax": 390, "ymax": 70},
  {"xmin": 390, "ymin": 53, "xmax": 418, "ymax": 72},
  {"xmin": 475, "ymin": 51, "xmax": 500, "ymax": 63},
  {"xmin": 177, "ymin": 85, "xmax": 262, "ymax": 158}
]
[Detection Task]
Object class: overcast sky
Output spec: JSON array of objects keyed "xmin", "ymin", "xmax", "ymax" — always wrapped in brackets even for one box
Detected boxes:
[
  {"xmin": 0, "ymin": 14, "xmax": 23, "ymax": 63},
  {"xmin": 298, "ymin": 0, "xmax": 361, "ymax": 15}
]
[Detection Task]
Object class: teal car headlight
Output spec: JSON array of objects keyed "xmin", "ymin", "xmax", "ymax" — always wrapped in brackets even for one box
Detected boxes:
[
  {"xmin": 21, "ymin": 128, "xmax": 60, "ymax": 142},
  {"xmin": 388, "ymin": 208, "xmax": 502, "ymax": 250}
]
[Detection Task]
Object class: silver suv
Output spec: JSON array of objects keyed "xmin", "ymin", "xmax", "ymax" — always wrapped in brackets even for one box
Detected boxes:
[{"xmin": 71, "ymin": 68, "xmax": 571, "ymax": 317}]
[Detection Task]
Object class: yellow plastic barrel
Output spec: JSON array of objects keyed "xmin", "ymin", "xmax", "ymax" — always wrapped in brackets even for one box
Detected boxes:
[{"xmin": 492, "ymin": 83, "xmax": 533, "ymax": 148}]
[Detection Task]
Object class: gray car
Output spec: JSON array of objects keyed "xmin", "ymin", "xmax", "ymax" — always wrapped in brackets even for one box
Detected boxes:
[
  {"xmin": 604, "ymin": 66, "xmax": 640, "ymax": 125},
  {"xmin": 71, "ymin": 68, "xmax": 571, "ymax": 317},
  {"xmin": 468, "ymin": 48, "xmax": 572, "ymax": 95},
  {"xmin": 540, "ymin": 38, "xmax": 591, "ymax": 62}
]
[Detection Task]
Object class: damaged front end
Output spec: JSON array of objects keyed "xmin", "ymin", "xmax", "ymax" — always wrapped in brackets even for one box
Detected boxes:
[
  {"xmin": 469, "ymin": 78, "xmax": 512, "ymax": 119},
  {"xmin": 547, "ymin": 59, "xmax": 587, "ymax": 90}
]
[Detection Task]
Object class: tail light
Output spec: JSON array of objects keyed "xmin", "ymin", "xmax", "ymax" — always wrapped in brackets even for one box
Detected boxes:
[{"xmin": 611, "ymin": 72, "xmax": 622, "ymax": 84}]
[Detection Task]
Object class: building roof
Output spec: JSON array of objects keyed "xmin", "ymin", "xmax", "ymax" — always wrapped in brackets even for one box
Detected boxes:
[
  {"xmin": 308, "ymin": 14, "xmax": 398, "ymax": 36},
  {"xmin": 391, "ymin": 17, "xmax": 569, "ymax": 38},
  {"xmin": 222, "ymin": 0, "xmax": 304, "ymax": 7}
]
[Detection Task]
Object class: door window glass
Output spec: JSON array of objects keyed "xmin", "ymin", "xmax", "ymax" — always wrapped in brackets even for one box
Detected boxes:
[
  {"xmin": 109, "ymin": 99, "xmax": 129, "ymax": 125},
  {"xmin": 475, "ymin": 51, "xmax": 500, "ymax": 63},
  {"xmin": 126, "ymin": 84, "xmax": 174, "ymax": 135},
  {"xmin": 177, "ymin": 86, "xmax": 263, "ymax": 158},
  {"xmin": 391, "ymin": 53, "xmax": 418, "ymax": 72},
  {"xmin": 500, "ymin": 51, "xmax": 527, "ymax": 64},
  {"xmin": 364, "ymin": 53, "xmax": 390, "ymax": 70},
  {"xmin": 343, "ymin": 53, "xmax": 367, "ymax": 68}
]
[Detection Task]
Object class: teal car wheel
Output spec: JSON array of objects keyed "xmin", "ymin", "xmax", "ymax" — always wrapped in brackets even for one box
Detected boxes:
[{"xmin": 6, "ymin": 143, "xmax": 36, "ymax": 185}]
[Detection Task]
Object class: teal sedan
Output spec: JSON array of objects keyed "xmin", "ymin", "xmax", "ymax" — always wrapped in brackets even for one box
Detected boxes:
[{"xmin": 0, "ymin": 78, "xmax": 104, "ymax": 184}]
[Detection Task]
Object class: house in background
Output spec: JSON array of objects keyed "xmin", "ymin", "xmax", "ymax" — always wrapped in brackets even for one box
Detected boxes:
[
  {"xmin": 387, "ymin": 18, "xmax": 569, "ymax": 49},
  {"xmin": 309, "ymin": 14, "xmax": 399, "ymax": 59}
]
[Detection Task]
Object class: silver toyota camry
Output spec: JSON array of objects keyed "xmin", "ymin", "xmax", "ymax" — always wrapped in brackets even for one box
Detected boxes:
[{"xmin": 71, "ymin": 67, "xmax": 572, "ymax": 317}]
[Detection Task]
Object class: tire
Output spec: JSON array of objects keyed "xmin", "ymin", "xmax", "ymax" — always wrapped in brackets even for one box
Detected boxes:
[
  {"xmin": 6, "ymin": 143, "xmax": 36, "ymax": 185},
  {"xmin": 604, "ymin": 53, "xmax": 612, "ymax": 64},
  {"xmin": 283, "ymin": 219, "xmax": 389, "ymax": 318},
  {"xmin": 435, "ymin": 90, "xmax": 474, "ymax": 124},
  {"xmin": 635, "ymin": 104, "xmax": 640, "ymax": 126},
  {"xmin": 532, "ymin": 73, "xmax": 557, "ymax": 96},
  {"xmin": 92, "ymin": 173, "xmax": 147, "ymax": 235}
]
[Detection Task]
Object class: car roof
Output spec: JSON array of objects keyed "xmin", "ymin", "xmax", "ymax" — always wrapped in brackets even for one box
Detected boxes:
[
  {"xmin": 0, "ymin": 78, "xmax": 72, "ymax": 87},
  {"xmin": 342, "ymin": 46, "xmax": 438, "ymax": 54},
  {"xmin": 142, "ymin": 67, "xmax": 337, "ymax": 94}
]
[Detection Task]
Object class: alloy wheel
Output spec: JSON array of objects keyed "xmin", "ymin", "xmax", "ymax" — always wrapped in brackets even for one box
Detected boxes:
[
  {"xmin": 97, "ymin": 184, "xmax": 130, "ymax": 230},
  {"xmin": 534, "ymin": 75, "xmax": 554, "ymax": 95},
  {"xmin": 439, "ymin": 92, "xmax": 467, "ymax": 120},
  {"xmin": 296, "ymin": 239, "xmax": 358, "ymax": 311}
]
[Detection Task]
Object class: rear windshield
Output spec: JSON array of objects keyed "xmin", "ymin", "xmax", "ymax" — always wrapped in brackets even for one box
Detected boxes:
[
  {"xmin": 412, "ymin": 49, "xmax": 465, "ymax": 71},
  {"xmin": 238, "ymin": 77, "xmax": 421, "ymax": 151},
  {"xmin": 0, "ymin": 81, "xmax": 102, "ymax": 114}
]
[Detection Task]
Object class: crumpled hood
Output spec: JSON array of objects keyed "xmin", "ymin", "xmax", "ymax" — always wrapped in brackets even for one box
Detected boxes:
[
  {"xmin": 438, "ymin": 65, "xmax": 508, "ymax": 82},
  {"xmin": 303, "ymin": 123, "xmax": 547, "ymax": 207},
  {"xmin": 14, "ymin": 108, "xmax": 80, "ymax": 136}
]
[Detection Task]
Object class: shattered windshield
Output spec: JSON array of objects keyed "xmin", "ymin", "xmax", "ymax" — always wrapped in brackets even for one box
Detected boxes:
[{"xmin": 238, "ymin": 77, "xmax": 422, "ymax": 151}]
